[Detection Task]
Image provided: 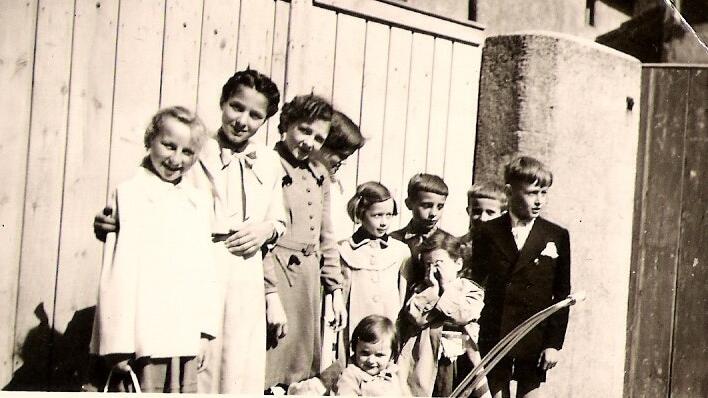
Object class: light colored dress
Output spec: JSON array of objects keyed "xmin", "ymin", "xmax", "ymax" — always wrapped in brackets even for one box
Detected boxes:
[
  {"xmin": 187, "ymin": 137, "xmax": 287, "ymax": 394},
  {"xmin": 90, "ymin": 166, "xmax": 219, "ymax": 393},
  {"xmin": 339, "ymin": 228, "xmax": 410, "ymax": 341}
]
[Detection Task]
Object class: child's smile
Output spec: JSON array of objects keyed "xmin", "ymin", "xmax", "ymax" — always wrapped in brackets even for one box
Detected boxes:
[
  {"xmin": 148, "ymin": 117, "xmax": 199, "ymax": 182},
  {"xmin": 283, "ymin": 119, "xmax": 330, "ymax": 161},
  {"xmin": 220, "ymin": 86, "xmax": 269, "ymax": 149}
]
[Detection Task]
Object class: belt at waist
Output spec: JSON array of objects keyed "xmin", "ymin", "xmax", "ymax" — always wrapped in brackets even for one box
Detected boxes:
[{"xmin": 275, "ymin": 237, "xmax": 320, "ymax": 256}]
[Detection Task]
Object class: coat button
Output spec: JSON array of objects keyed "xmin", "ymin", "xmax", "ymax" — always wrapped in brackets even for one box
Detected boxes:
[
  {"xmin": 308, "ymin": 201, "xmax": 312, "ymax": 205},
  {"xmin": 310, "ymin": 226, "xmax": 315, "ymax": 231},
  {"xmin": 372, "ymin": 295, "xmax": 380, "ymax": 303},
  {"xmin": 306, "ymin": 188, "xmax": 311, "ymax": 193},
  {"xmin": 309, "ymin": 215, "xmax": 314, "ymax": 219}
]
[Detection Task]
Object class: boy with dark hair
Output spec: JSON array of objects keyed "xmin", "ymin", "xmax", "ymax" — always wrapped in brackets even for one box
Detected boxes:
[{"xmin": 471, "ymin": 156, "xmax": 571, "ymax": 398}]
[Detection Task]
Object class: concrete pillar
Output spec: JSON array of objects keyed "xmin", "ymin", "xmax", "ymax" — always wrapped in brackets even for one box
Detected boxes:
[{"xmin": 474, "ymin": 32, "xmax": 641, "ymax": 397}]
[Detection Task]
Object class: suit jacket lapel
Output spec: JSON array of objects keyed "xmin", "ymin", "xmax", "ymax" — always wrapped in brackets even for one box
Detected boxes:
[
  {"xmin": 512, "ymin": 218, "xmax": 548, "ymax": 275},
  {"xmin": 489, "ymin": 213, "xmax": 519, "ymax": 263}
]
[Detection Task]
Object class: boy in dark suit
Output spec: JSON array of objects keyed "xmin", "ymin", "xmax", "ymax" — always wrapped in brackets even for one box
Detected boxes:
[{"xmin": 471, "ymin": 156, "xmax": 571, "ymax": 398}]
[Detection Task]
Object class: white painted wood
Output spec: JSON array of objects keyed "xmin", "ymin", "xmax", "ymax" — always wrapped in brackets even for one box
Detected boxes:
[
  {"xmin": 160, "ymin": 0, "xmax": 203, "ymax": 109},
  {"xmin": 425, "ymin": 38, "xmax": 453, "ymax": 176},
  {"xmin": 356, "ymin": 21, "xmax": 389, "ymax": 185},
  {"xmin": 400, "ymin": 33, "xmax": 434, "ymax": 228},
  {"xmin": 196, "ymin": 0, "xmax": 241, "ymax": 135},
  {"xmin": 379, "ymin": 27, "xmax": 412, "ymax": 230},
  {"xmin": 314, "ymin": 0, "xmax": 485, "ymax": 46},
  {"xmin": 265, "ymin": 0, "xmax": 291, "ymax": 146},
  {"xmin": 440, "ymin": 43, "xmax": 481, "ymax": 236},
  {"xmin": 54, "ymin": 0, "xmax": 120, "ymax": 335},
  {"xmin": 14, "ymin": 0, "xmax": 74, "ymax": 374},
  {"xmin": 0, "ymin": 0, "xmax": 38, "ymax": 385},
  {"xmin": 108, "ymin": 0, "xmax": 166, "ymax": 191}
]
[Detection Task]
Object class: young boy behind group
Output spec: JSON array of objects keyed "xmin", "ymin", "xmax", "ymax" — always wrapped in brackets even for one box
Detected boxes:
[
  {"xmin": 461, "ymin": 182, "xmax": 507, "ymax": 244},
  {"xmin": 391, "ymin": 173, "xmax": 454, "ymax": 288},
  {"xmin": 471, "ymin": 156, "xmax": 571, "ymax": 398}
]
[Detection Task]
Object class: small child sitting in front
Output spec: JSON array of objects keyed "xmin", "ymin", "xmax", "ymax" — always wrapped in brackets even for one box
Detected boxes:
[
  {"xmin": 334, "ymin": 315, "xmax": 406, "ymax": 396},
  {"xmin": 396, "ymin": 233, "xmax": 487, "ymax": 397},
  {"xmin": 90, "ymin": 106, "xmax": 218, "ymax": 393}
]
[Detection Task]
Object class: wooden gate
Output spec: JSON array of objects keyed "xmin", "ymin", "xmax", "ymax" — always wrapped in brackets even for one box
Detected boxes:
[
  {"xmin": 624, "ymin": 64, "xmax": 707, "ymax": 398},
  {"xmin": 0, "ymin": 0, "xmax": 484, "ymax": 390}
]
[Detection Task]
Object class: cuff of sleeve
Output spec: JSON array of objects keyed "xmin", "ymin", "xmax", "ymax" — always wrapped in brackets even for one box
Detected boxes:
[
  {"xmin": 435, "ymin": 289, "xmax": 460, "ymax": 317},
  {"xmin": 267, "ymin": 220, "xmax": 286, "ymax": 244}
]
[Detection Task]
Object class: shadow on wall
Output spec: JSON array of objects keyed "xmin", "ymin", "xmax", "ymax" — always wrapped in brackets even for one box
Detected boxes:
[{"xmin": 3, "ymin": 303, "xmax": 108, "ymax": 391}]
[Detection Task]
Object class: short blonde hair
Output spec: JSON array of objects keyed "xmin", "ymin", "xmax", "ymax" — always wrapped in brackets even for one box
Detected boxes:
[{"xmin": 144, "ymin": 106, "xmax": 208, "ymax": 150}]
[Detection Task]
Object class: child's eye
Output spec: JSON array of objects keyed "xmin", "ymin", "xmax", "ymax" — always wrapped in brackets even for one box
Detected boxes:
[
  {"xmin": 162, "ymin": 142, "xmax": 177, "ymax": 150},
  {"xmin": 250, "ymin": 110, "xmax": 265, "ymax": 120},
  {"xmin": 230, "ymin": 102, "xmax": 245, "ymax": 112},
  {"xmin": 183, "ymin": 148, "xmax": 195, "ymax": 156}
]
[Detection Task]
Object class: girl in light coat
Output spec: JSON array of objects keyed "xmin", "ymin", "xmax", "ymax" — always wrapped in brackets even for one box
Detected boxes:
[{"xmin": 91, "ymin": 107, "xmax": 218, "ymax": 393}]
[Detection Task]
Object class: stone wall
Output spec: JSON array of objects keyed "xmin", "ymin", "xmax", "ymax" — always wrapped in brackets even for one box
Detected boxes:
[{"xmin": 474, "ymin": 32, "xmax": 641, "ymax": 397}]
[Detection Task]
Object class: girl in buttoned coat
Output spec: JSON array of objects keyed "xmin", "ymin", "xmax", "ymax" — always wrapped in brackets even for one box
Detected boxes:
[
  {"xmin": 338, "ymin": 182, "xmax": 411, "ymax": 352},
  {"xmin": 264, "ymin": 94, "xmax": 347, "ymax": 389}
]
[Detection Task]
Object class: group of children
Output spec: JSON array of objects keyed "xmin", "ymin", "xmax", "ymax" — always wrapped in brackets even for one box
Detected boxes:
[{"xmin": 90, "ymin": 68, "xmax": 571, "ymax": 397}]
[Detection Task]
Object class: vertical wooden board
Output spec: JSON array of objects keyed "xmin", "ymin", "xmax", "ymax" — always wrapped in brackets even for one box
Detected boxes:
[
  {"xmin": 330, "ymin": 13, "xmax": 366, "ymax": 236},
  {"xmin": 53, "ymin": 0, "xmax": 119, "ymax": 335},
  {"xmin": 236, "ymin": 0, "xmax": 275, "ymax": 145},
  {"xmin": 399, "ymin": 33, "xmax": 434, "ymax": 227},
  {"xmin": 196, "ymin": 0, "xmax": 240, "ymax": 134},
  {"xmin": 266, "ymin": 0, "xmax": 290, "ymax": 146},
  {"xmin": 379, "ymin": 27, "xmax": 412, "ymax": 230},
  {"xmin": 108, "ymin": 0, "xmax": 166, "ymax": 191},
  {"xmin": 0, "ymin": 0, "xmax": 37, "ymax": 386},
  {"xmin": 49, "ymin": 1, "xmax": 119, "ymax": 388},
  {"xmin": 440, "ymin": 43, "xmax": 480, "ymax": 236},
  {"xmin": 235, "ymin": 0, "xmax": 275, "ymax": 73},
  {"xmin": 357, "ymin": 21, "xmax": 389, "ymax": 184},
  {"xmin": 670, "ymin": 68, "xmax": 708, "ymax": 398},
  {"xmin": 160, "ymin": 0, "xmax": 204, "ymax": 109},
  {"xmin": 284, "ymin": 1, "xmax": 336, "ymax": 100},
  {"xmin": 13, "ymin": 0, "xmax": 74, "ymax": 382},
  {"xmin": 626, "ymin": 67, "xmax": 688, "ymax": 398},
  {"xmin": 425, "ymin": 38, "xmax": 452, "ymax": 177}
]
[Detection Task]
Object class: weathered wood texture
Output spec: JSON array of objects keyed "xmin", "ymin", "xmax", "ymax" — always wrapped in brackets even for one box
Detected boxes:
[
  {"xmin": 625, "ymin": 65, "xmax": 708, "ymax": 398},
  {"xmin": 0, "ymin": 0, "xmax": 483, "ymax": 390}
]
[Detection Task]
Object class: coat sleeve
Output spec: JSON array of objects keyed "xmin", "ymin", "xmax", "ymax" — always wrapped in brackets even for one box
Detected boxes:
[
  {"xmin": 334, "ymin": 366, "xmax": 362, "ymax": 396},
  {"xmin": 435, "ymin": 278, "xmax": 485, "ymax": 326},
  {"xmin": 320, "ymin": 176, "xmax": 344, "ymax": 293},
  {"xmin": 401, "ymin": 284, "xmax": 443, "ymax": 328},
  {"xmin": 196, "ymin": 194, "xmax": 221, "ymax": 338},
  {"xmin": 263, "ymin": 160, "xmax": 288, "ymax": 294},
  {"xmin": 470, "ymin": 226, "xmax": 492, "ymax": 287},
  {"xmin": 543, "ymin": 228, "xmax": 571, "ymax": 350}
]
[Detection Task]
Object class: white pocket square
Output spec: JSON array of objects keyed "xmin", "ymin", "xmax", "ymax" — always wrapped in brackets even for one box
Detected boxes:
[{"xmin": 540, "ymin": 242, "xmax": 559, "ymax": 259}]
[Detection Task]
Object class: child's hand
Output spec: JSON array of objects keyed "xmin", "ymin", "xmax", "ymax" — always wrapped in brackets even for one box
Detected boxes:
[
  {"xmin": 266, "ymin": 293, "xmax": 288, "ymax": 345},
  {"xmin": 224, "ymin": 221, "xmax": 274, "ymax": 257},
  {"xmin": 197, "ymin": 337, "xmax": 211, "ymax": 372},
  {"xmin": 427, "ymin": 267, "xmax": 441, "ymax": 295},
  {"xmin": 538, "ymin": 347, "xmax": 559, "ymax": 370},
  {"xmin": 93, "ymin": 206, "xmax": 118, "ymax": 242},
  {"xmin": 329, "ymin": 289, "xmax": 347, "ymax": 331}
]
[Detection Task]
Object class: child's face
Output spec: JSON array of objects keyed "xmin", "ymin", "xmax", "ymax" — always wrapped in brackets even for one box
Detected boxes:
[
  {"xmin": 220, "ymin": 85, "xmax": 269, "ymax": 148},
  {"xmin": 283, "ymin": 119, "xmax": 330, "ymax": 161},
  {"xmin": 421, "ymin": 248, "xmax": 462, "ymax": 285},
  {"xmin": 467, "ymin": 197, "xmax": 503, "ymax": 228},
  {"xmin": 354, "ymin": 338, "xmax": 393, "ymax": 376},
  {"xmin": 406, "ymin": 191, "xmax": 447, "ymax": 231},
  {"xmin": 318, "ymin": 147, "xmax": 355, "ymax": 174},
  {"xmin": 361, "ymin": 198, "xmax": 395, "ymax": 238},
  {"xmin": 148, "ymin": 117, "xmax": 199, "ymax": 182},
  {"xmin": 506, "ymin": 180, "xmax": 549, "ymax": 221}
]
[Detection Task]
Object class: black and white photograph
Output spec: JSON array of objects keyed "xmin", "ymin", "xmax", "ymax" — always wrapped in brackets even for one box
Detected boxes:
[{"xmin": 0, "ymin": 0, "xmax": 706, "ymax": 396}]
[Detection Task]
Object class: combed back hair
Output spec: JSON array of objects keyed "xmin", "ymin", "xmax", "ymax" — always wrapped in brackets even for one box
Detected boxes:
[
  {"xmin": 419, "ymin": 232, "xmax": 464, "ymax": 261},
  {"xmin": 407, "ymin": 173, "xmax": 449, "ymax": 200},
  {"xmin": 144, "ymin": 106, "xmax": 208, "ymax": 150},
  {"xmin": 467, "ymin": 182, "xmax": 508, "ymax": 209},
  {"xmin": 324, "ymin": 111, "xmax": 365, "ymax": 156},
  {"xmin": 347, "ymin": 181, "xmax": 398, "ymax": 223},
  {"xmin": 278, "ymin": 94, "xmax": 333, "ymax": 133},
  {"xmin": 351, "ymin": 315, "xmax": 399, "ymax": 360},
  {"xmin": 504, "ymin": 156, "xmax": 553, "ymax": 188},
  {"xmin": 219, "ymin": 68, "xmax": 281, "ymax": 118}
]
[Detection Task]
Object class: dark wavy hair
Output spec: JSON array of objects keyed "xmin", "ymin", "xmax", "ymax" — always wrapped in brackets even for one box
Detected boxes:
[
  {"xmin": 278, "ymin": 94, "xmax": 333, "ymax": 133},
  {"xmin": 324, "ymin": 111, "xmax": 365, "ymax": 156},
  {"xmin": 504, "ymin": 155, "xmax": 553, "ymax": 188},
  {"xmin": 347, "ymin": 181, "xmax": 398, "ymax": 223},
  {"xmin": 351, "ymin": 314, "xmax": 399, "ymax": 360},
  {"xmin": 219, "ymin": 68, "xmax": 280, "ymax": 119}
]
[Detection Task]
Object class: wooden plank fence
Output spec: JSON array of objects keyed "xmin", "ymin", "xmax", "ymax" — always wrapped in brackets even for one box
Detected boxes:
[
  {"xmin": 0, "ymin": 0, "xmax": 484, "ymax": 390},
  {"xmin": 625, "ymin": 64, "xmax": 707, "ymax": 398}
]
